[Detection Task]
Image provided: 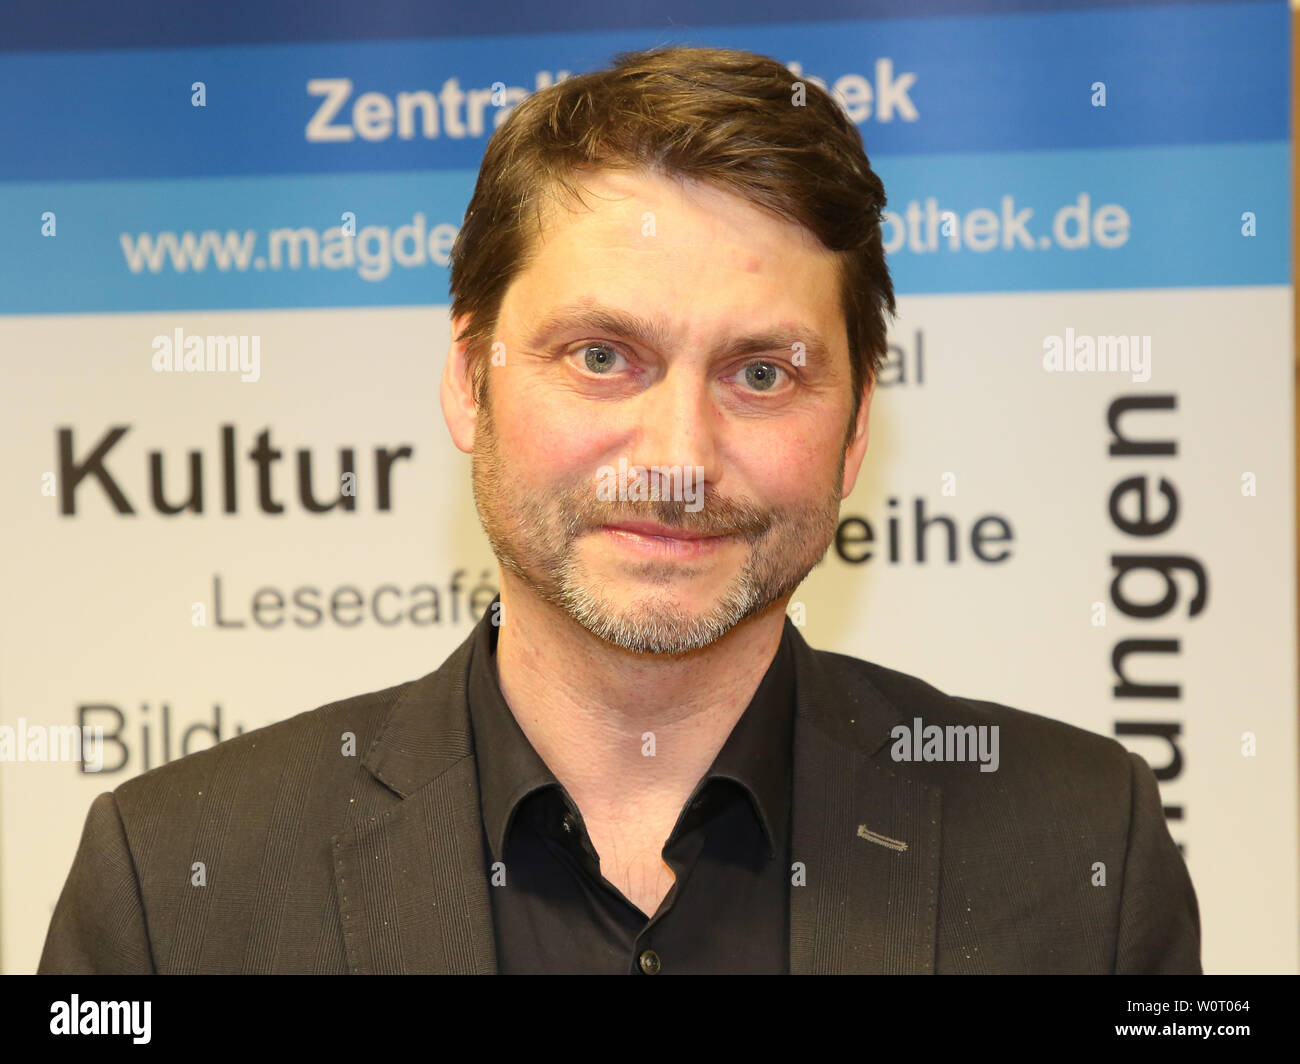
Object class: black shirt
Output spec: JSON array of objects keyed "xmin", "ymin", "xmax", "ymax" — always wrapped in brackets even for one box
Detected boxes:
[{"xmin": 466, "ymin": 606, "xmax": 796, "ymax": 974}]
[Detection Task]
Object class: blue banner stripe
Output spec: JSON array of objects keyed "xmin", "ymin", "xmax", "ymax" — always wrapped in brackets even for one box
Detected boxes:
[
  {"xmin": 0, "ymin": 141, "xmax": 1284, "ymax": 315},
  {"xmin": 0, "ymin": 0, "xmax": 1275, "ymax": 53},
  {"xmin": 0, "ymin": 3, "xmax": 1286, "ymax": 182}
]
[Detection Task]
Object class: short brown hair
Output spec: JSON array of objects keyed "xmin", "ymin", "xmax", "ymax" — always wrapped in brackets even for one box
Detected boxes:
[{"xmin": 448, "ymin": 45, "xmax": 896, "ymax": 444}]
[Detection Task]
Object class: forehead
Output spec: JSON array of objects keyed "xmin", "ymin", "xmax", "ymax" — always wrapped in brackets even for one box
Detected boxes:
[
  {"xmin": 500, "ymin": 167, "xmax": 846, "ymax": 355},
  {"xmin": 535, "ymin": 167, "xmax": 825, "ymax": 255}
]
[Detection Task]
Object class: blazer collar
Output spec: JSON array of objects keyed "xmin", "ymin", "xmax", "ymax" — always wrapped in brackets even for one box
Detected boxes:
[{"xmin": 341, "ymin": 604, "xmax": 941, "ymax": 973}]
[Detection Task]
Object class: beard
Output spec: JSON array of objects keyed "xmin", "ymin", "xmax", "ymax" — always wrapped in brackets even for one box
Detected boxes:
[{"xmin": 470, "ymin": 393, "xmax": 846, "ymax": 656}]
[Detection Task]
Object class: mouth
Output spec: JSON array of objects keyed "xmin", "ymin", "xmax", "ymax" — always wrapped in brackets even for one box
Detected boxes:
[
  {"xmin": 602, "ymin": 520, "xmax": 719, "ymax": 541},
  {"xmin": 598, "ymin": 521, "xmax": 733, "ymax": 558}
]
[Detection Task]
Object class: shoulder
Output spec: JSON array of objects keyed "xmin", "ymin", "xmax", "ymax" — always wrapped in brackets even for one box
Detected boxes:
[
  {"xmin": 808, "ymin": 643, "xmax": 1136, "ymax": 796},
  {"xmin": 111, "ymin": 674, "xmax": 423, "ymax": 814}
]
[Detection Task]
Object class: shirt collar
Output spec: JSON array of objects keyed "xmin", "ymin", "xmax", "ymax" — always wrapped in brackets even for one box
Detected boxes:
[{"xmin": 467, "ymin": 596, "xmax": 795, "ymax": 864}]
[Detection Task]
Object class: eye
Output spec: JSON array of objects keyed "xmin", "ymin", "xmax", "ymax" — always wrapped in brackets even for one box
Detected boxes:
[
  {"xmin": 575, "ymin": 342, "xmax": 626, "ymax": 374},
  {"xmin": 739, "ymin": 361, "xmax": 786, "ymax": 392}
]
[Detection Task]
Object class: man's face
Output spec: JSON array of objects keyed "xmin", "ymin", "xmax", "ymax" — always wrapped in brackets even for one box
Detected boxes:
[{"xmin": 466, "ymin": 167, "xmax": 871, "ymax": 655}]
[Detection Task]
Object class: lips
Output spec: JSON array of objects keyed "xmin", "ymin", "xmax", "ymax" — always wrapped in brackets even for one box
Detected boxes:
[{"xmin": 600, "ymin": 521, "xmax": 722, "ymax": 541}]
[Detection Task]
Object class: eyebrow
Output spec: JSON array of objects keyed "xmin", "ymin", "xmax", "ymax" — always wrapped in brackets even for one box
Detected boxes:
[{"xmin": 525, "ymin": 301, "xmax": 834, "ymax": 369}]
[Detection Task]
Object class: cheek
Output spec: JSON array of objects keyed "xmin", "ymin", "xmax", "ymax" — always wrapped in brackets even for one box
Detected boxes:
[
  {"xmin": 752, "ymin": 416, "xmax": 842, "ymax": 486},
  {"xmin": 495, "ymin": 391, "xmax": 604, "ymax": 481}
]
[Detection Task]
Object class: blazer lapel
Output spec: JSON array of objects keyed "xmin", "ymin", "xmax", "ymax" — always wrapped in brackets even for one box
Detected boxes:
[
  {"xmin": 787, "ymin": 622, "xmax": 943, "ymax": 973},
  {"xmin": 334, "ymin": 626, "xmax": 497, "ymax": 974}
]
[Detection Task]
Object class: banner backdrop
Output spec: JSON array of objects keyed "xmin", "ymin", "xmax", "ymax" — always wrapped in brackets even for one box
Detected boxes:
[{"xmin": 1, "ymin": 0, "xmax": 1294, "ymax": 973}]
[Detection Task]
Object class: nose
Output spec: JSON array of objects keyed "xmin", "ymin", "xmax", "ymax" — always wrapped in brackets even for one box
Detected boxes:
[{"xmin": 624, "ymin": 368, "xmax": 721, "ymax": 502}]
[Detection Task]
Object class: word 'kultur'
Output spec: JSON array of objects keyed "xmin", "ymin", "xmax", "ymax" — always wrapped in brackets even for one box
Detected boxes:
[{"xmin": 55, "ymin": 424, "xmax": 413, "ymax": 515}]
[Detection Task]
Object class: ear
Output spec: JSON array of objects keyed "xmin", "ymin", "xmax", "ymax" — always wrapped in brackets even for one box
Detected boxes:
[
  {"xmin": 839, "ymin": 373, "xmax": 875, "ymax": 499},
  {"xmin": 441, "ymin": 312, "xmax": 480, "ymax": 455}
]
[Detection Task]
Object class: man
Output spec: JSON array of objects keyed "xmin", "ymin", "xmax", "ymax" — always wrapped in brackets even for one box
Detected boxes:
[{"xmin": 39, "ymin": 45, "xmax": 1200, "ymax": 974}]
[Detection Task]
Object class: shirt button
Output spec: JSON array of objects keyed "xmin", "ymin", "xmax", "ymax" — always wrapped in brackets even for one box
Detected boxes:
[
  {"xmin": 638, "ymin": 949, "xmax": 662, "ymax": 975},
  {"xmin": 561, "ymin": 813, "xmax": 576, "ymax": 834}
]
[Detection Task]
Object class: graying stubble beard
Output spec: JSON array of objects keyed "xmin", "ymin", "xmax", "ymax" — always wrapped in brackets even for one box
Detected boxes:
[{"xmin": 470, "ymin": 391, "xmax": 846, "ymax": 656}]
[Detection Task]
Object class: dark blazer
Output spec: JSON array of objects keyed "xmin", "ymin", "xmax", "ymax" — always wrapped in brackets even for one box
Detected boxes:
[{"xmin": 39, "ymin": 612, "xmax": 1201, "ymax": 974}]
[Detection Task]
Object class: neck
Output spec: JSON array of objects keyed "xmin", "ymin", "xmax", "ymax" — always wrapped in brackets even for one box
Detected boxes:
[{"xmin": 492, "ymin": 573, "xmax": 788, "ymax": 825}]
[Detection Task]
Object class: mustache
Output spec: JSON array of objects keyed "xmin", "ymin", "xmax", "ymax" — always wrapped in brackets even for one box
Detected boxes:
[{"xmin": 567, "ymin": 493, "xmax": 771, "ymax": 540}]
